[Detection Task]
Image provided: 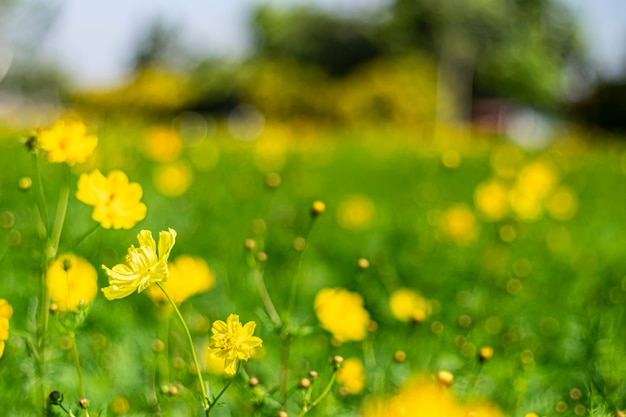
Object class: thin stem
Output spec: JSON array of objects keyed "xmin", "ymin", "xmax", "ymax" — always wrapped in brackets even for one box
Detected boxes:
[
  {"xmin": 280, "ymin": 217, "xmax": 318, "ymax": 407},
  {"xmin": 207, "ymin": 363, "xmax": 239, "ymax": 415},
  {"xmin": 33, "ymin": 152, "xmax": 49, "ymax": 236},
  {"xmin": 298, "ymin": 372, "xmax": 337, "ymax": 417},
  {"xmin": 246, "ymin": 253, "xmax": 281, "ymax": 328},
  {"xmin": 69, "ymin": 331, "xmax": 86, "ymax": 399},
  {"xmin": 156, "ymin": 282, "xmax": 209, "ymax": 414}
]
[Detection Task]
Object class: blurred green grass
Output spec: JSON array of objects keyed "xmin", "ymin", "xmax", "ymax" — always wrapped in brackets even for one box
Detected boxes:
[{"xmin": 1, "ymin": 118, "xmax": 626, "ymax": 416}]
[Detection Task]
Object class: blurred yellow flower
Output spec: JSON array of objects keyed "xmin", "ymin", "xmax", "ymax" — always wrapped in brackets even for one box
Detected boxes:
[
  {"xmin": 46, "ymin": 254, "xmax": 98, "ymax": 312},
  {"xmin": 37, "ymin": 119, "xmax": 98, "ymax": 166},
  {"xmin": 142, "ymin": 126, "xmax": 183, "ymax": 162},
  {"xmin": 438, "ymin": 204, "xmax": 479, "ymax": 245},
  {"xmin": 76, "ymin": 169, "xmax": 147, "ymax": 229},
  {"xmin": 508, "ymin": 187, "xmax": 543, "ymax": 221},
  {"xmin": 337, "ymin": 195, "xmax": 376, "ymax": 230},
  {"xmin": 546, "ymin": 186, "xmax": 577, "ymax": 221},
  {"xmin": 515, "ymin": 161, "xmax": 558, "ymax": 199},
  {"xmin": 474, "ymin": 179, "xmax": 509, "ymax": 221},
  {"xmin": 490, "ymin": 145, "xmax": 524, "ymax": 180},
  {"xmin": 152, "ymin": 162, "xmax": 194, "ymax": 197},
  {"xmin": 0, "ymin": 299, "xmax": 13, "ymax": 359},
  {"xmin": 102, "ymin": 229, "xmax": 177, "ymax": 300},
  {"xmin": 336, "ymin": 357, "xmax": 366, "ymax": 395},
  {"xmin": 360, "ymin": 376, "xmax": 504, "ymax": 417},
  {"xmin": 208, "ymin": 314, "xmax": 263, "ymax": 376},
  {"xmin": 314, "ymin": 288, "xmax": 370, "ymax": 343},
  {"xmin": 146, "ymin": 255, "xmax": 215, "ymax": 304},
  {"xmin": 389, "ymin": 288, "xmax": 431, "ymax": 322}
]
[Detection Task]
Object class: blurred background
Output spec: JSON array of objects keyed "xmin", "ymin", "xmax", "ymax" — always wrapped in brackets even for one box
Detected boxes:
[{"xmin": 0, "ymin": 0, "xmax": 625, "ymax": 134}]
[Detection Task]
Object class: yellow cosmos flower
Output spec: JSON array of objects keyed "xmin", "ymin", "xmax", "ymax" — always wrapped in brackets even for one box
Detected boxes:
[
  {"xmin": 76, "ymin": 169, "xmax": 147, "ymax": 229},
  {"xmin": 0, "ymin": 299, "xmax": 13, "ymax": 359},
  {"xmin": 102, "ymin": 229, "xmax": 177, "ymax": 300},
  {"xmin": 46, "ymin": 254, "xmax": 98, "ymax": 312},
  {"xmin": 336, "ymin": 357, "xmax": 366, "ymax": 395},
  {"xmin": 146, "ymin": 255, "xmax": 215, "ymax": 304},
  {"xmin": 315, "ymin": 288, "xmax": 370, "ymax": 343},
  {"xmin": 337, "ymin": 195, "xmax": 376, "ymax": 230},
  {"xmin": 389, "ymin": 288, "xmax": 431, "ymax": 323},
  {"xmin": 37, "ymin": 119, "xmax": 98, "ymax": 166},
  {"xmin": 208, "ymin": 314, "xmax": 263, "ymax": 376}
]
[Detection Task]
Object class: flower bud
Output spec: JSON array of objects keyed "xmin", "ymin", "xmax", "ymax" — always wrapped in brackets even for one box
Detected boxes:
[
  {"xmin": 48, "ymin": 391, "xmax": 63, "ymax": 405},
  {"xmin": 311, "ymin": 201, "xmax": 326, "ymax": 217},
  {"xmin": 244, "ymin": 239, "xmax": 256, "ymax": 250},
  {"xmin": 18, "ymin": 177, "xmax": 32, "ymax": 191},
  {"xmin": 478, "ymin": 346, "xmax": 494, "ymax": 362},
  {"xmin": 308, "ymin": 370, "xmax": 318, "ymax": 379},
  {"xmin": 79, "ymin": 398, "xmax": 89, "ymax": 409},
  {"xmin": 249, "ymin": 377, "xmax": 260, "ymax": 387},
  {"xmin": 357, "ymin": 258, "xmax": 370, "ymax": 270},
  {"xmin": 298, "ymin": 378, "xmax": 311, "ymax": 389},
  {"xmin": 437, "ymin": 370, "xmax": 454, "ymax": 386},
  {"xmin": 332, "ymin": 355, "xmax": 344, "ymax": 370},
  {"xmin": 393, "ymin": 350, "xmax": 407, "ymax": 363}
]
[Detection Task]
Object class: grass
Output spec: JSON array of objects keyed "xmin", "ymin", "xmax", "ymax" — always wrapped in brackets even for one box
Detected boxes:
[{"xmin": 1, "ymin": 116, "xmax": 626, "ymax": 416}]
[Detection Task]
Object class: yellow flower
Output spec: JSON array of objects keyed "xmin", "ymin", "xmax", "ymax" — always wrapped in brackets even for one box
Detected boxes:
[
  {"xmin": 208, "ymin": 314, "xmax": 263, "ymax": 376},
  {"xmin": 360, "ymin": 376, "xmax": 504, "ymax": 417},
  {"xmin": 37, "ymin": 119, "xmax": 98, "ymax": 166},
  {"xmin": 314, "ymin": 288, "xmax": 370, "ymax": 343},
  {"xmin": 142, "ymin": 126, "xmax": 183, "ymax": 162},
  {"xmin": 336, "ymin": 357, "xmax": 366, "ymax": 395},
  {"xmin": 146, "ymin": 255, "xmax": 215, "ymax": 304},
  {"xmin": 389, "ymin": 288, "xmax": 431, "ymax": 323},
  {"xmin": 102, "ymin": 229, "xmax": 177, "ymax": 300},
  {"xmin": 0, "ymin": 299, "xmax": 13, "ymax": 359},
  {"xmin": 474, "ymin": 179, "xmax": 510, "ymax": 221},
  {"xmin": 438, "ymin": 204, "xmax": 479, "ymax": 245},
  {"xmin": 76, "ymin": 169, "xmax": 147, "ymax": 229},
  {"xmin": 46, "ymin": 254, "xmax": 98, "ymax": 312},
  {"xmin": 337, "ymin": 195, "xmax": 376, "ymax": 230}
]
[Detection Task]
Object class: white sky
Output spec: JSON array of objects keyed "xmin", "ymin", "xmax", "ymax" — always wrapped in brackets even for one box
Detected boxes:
[{"xmin": 19, "ymin": 0, "xmax": 626, "ymax": 88}]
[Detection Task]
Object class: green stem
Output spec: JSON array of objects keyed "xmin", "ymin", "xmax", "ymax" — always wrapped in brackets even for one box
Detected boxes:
[
  {"xmin": 33, "ymin": 152, "xmax": 49, "ymax": 236},
  {"xmin": 156, "ymin": 282, "xmax": 209, "ymax": 414},
  {"xmin": 207, "ymin": 364, "xmax": 239, "ymax": 416},
  {"xmin": 280, "ymin": 217, "xmax": 318, "ymax": 407},
  {"xmin": 48, "ymin": 181, "xmax": 70, "ymax": 260},
  {"xmin": 246, "ymin": 253, "xmax": 281, "ymax": 328},
  {"xmin": 298, "ymin": 372, "xmax": 337, "ymax": 417},
  {"xmin": 69, "ymin": 331, "xmax": 86, "ymax": 399}
]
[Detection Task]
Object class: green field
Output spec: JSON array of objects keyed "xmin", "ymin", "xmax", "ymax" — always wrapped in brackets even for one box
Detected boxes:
[{"xmin": 1, "ymin": 116, "xmax": 626, "ymax": 417}]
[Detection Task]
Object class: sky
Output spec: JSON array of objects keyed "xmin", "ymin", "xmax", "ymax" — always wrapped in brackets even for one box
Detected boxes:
[{"xmin": 11, "ymin": 0, "xmax": 626, "ymax": 89}]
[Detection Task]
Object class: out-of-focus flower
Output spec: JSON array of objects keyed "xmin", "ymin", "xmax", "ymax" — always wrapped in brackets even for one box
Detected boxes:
[
  {"xmin": 208, "ymin": 314, "xmax": 263, "ymax": 376},
  {"xmin": 152, "ymin": 162, "xmax": 194, "ymax": 197},
  {"xmin": 474, "ymin": 179, "xmax": 509, "ymax": 221},
  {"xmin": 102, "ymin": 229, "xmax": 177, "ymax": 300},
  {"xmin": 76, "ymin": 169, "xmax": 147, "ymax": 229},
  {"xmin": 438, "ymin": 204, "xmax": 479, "ymax": 245},
  {"xmin": 146, "ymin": 255, "xmax": 214, "ymax": 304},
  {"xmin": 336, "ymin": 357, "xmax": 366, "ymax": 395},
  {"xmin": 546, "ymin": 186, "xmax": 577, "ymax": 221},
  {"xmin": 337, "ymin": 195, "xmax": 376, "ymax": 230},
  {"xmin": 389, "ymin": 288, "xmax": 431, "ymax": 323},
  {"xmin": 142, "ymin": 126, "xmax": 183, "ymax": 162},
  {"xmin": 508, "ymin": 187, "xmax": 543, "ymax": 221},
  {"xmin": 46, "ymin": 254, "xmax": 98, "ymax": 312},
  {"xmin": 515, "ymin": 161, "xmax": 558, "ymax": 199},
  {"xmin": 0, "ymin": 299, "xmax": 12, "ymax": 359},
  {"xmin": 314, "ymin": 288, "xmax": 370, "ymax": 343},
  {"xmin": 37, "ymin": 119, "xmax": 98, "ymax": 166},
  {"xmin": 360, "ymin": 375, "xmax": 504, "ymax": 417}
]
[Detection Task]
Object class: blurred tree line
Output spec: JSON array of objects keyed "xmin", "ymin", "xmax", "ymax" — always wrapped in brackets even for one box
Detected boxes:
[{"xmin": 4, "ymin": 0, "xmax": 626, "ymax": 132}]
